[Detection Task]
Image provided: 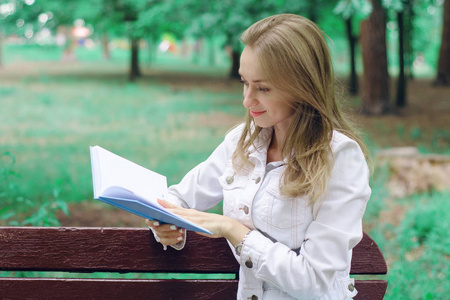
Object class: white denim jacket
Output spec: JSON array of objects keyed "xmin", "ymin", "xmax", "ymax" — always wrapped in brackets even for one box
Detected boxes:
[{"xmin": 165, "ymin": 124, "xmax": 371, "ymax": 300}]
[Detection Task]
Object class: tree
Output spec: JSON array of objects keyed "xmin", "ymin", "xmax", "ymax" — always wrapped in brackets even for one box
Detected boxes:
[
  {"xmin": 184, "ymin": 0, "xmax": 280, "ymax": 79},
  {"xmin": 435, "ymin": 0, "xmax": 450, "ymax": 86},
  {"xmin": 0, "ymin": 27, "xmax": 3, "ymax": 67},
  {"xmin": 360, "ymin": 0, "xmax": 390, "ymax": 114},
  {"xmin": 334, "ymin": 0, "xmax": 373, "ymax": 95},
  {"xmin": 383, "ymin": 0, "xmax": 408, "ymax": 108},
  {"xmin": 403, "ymin": 0, "xmax": 414, "ymax": 79},
  {"xmin": 396, "ymin": 9, "xmax": 406, "ymax": 106},
  {"xmin": 345, "ymin": 17, "xmax": 359, "ymax": 95},
  {"xmin": 132, "ymin": 0, "xmax": 192, "ymax": 79}
]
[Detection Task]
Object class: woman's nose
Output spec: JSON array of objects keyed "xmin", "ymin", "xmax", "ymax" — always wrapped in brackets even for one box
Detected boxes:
[{"xmin": 243, "ymin": 88, "xmax": 257, "ymax": 108}]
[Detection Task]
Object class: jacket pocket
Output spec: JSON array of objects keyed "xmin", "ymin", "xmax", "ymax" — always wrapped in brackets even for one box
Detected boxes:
[{"xmin": 264, "ymin": 184, "xmax": 306, "ymax": 230}]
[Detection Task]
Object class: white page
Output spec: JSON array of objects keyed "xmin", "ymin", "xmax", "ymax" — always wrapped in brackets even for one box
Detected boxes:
[{"xmin": 91, "ymin": 146, "xmax": 168, "ymax": 207}]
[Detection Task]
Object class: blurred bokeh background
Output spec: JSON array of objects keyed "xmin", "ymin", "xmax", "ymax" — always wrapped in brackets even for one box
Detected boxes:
[{"xmin": 1, "ymin": 0, "xmax": 449, "ymax": 298}]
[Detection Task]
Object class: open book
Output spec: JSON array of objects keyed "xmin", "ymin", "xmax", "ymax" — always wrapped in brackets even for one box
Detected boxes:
[{"xmin": 90, "ymin": 146, "xmax": 212, "ymax": 234}]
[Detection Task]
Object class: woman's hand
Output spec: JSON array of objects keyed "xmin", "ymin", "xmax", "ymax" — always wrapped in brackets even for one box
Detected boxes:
[
  {"xmin": 145, "ymin": 218, "xmax": 184, "ymax": 246},
  {"xmin": 155, "ymin": 199, "xmax": 250, "ymax": 246}
]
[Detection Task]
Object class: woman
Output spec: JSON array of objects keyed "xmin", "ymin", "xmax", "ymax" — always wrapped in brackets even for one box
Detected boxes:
[{"xmin": 146, "ymin": 14, "xmax": 371, "ymax": 300}]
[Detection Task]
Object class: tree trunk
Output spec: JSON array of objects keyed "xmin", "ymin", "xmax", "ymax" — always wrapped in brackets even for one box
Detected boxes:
[
  {"xmin": 129, "ymin": 38, "xmax": 141, "ymax": 81},
  {"xmin": 307, "ymin": 1, "xmax": 319, "ymax": 23},
  {"xmin": 396, "ymin": 11, "xmax": 407, "ymax": 107},
  {"xmin": 208, "ymin": 38, "xmax": 215, "ymax": 66},
  {"xmin": 404, "ymin": 0, "xmax": 414, "ymax": 79},
  {"xmin": 192, "ymin": 38, "xmax": 202, "ymax": 64},
  {"xmin": 434, "ymin": 0, "xmax": 450, "ymax": 86},
  {"xmin": 0, "ymin": 28, "xmax": 3, "ymax": 67},
  {"xmin": 229, "ymin": 49, "xmax": 241, "ymax": 80},
  {"xmin": 102, "ymin": 34, "xmax": 110, "ymax": 60},
  {"xmin": 147, "ymin": 38, "xmax": 157, "ymax": 64},
  {"xmin": 360, "ymin": 0, "xmax": 390, "ymax": 114},
  {"xmin": 345, "ymin": 17, "xmax": 358, "ymax": 95}
]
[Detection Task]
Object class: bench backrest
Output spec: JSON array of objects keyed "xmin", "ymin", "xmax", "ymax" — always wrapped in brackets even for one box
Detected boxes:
[{"xmin": 0, "ymin": 227, "xmax": 387, "ymax": 299}]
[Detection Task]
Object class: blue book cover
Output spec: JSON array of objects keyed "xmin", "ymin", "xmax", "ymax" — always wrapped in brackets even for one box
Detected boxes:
[{"xmin": 90, "ymin": 146, "xmax": 212, "ymax": 234}]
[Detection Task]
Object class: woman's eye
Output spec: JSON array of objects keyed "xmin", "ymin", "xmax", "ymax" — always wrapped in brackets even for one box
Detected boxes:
[
  {"xmin": 239, "ymin": 80, "xmax": 248, "ymax": 85},
  {"xmin": 258, "ymin": 87, "xmax": 269, "ymax": 92}
]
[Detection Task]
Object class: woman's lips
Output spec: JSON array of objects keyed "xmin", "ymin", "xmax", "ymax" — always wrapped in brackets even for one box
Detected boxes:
[{"xmin": 250, "ymin": 110, "xmax": 266, "ymax": 117}]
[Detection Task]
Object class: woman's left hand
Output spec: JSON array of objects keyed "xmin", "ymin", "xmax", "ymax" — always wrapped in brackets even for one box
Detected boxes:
[{"xmin": 158, "ymin": 199, "xmax": 250, "ymax": 245}]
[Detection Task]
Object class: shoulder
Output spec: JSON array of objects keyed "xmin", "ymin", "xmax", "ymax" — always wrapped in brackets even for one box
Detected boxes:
[
  {"xmin": 330, "ymin": 130, "xmax": 368, "ymax": 171},
  {"xmin": 330, "ymin": 130, "xmax": 363, "ymax": 154},
  {"xmin": 329, "ymin": 130, "xmax": 369, "ymax": 179},
  {"xmin": 224, "ymin": 123, "xmax": 245, "ymax": 145}
]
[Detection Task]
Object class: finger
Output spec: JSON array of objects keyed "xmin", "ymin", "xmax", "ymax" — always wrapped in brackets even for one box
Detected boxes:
[
  {"xmin": 157, "ymin": 199, "xmax": 178, "ymax": 209},
  {"xmin": 159, "ymin": 234, "xmax": 184, "ymax": 246},
  {"xmin": 149, "ymin": 223, "xmax": 184, "ymax": 235},
  {"xmin": 146, "ymin": 219, "xmax": 163, "ymax": 229},
  {"xmin": 145, "ymin": 219, "xmax": 159, "ymax": 227},
  {"xmin": 155, "ymin": 226, "xmax": 185, "ymax": 245},
  {"xmin": 159, "ymin": 225, "xmax": 184, "ymax": 235}
]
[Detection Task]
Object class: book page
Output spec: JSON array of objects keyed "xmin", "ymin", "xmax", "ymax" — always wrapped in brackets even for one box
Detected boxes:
[
  {"xmin": 101, "ymin": 186, "xmax": 166, "ymax": 210},
  {"xmin": 91, "ymin": 146, "xmax": 167, "ymax": 206}
]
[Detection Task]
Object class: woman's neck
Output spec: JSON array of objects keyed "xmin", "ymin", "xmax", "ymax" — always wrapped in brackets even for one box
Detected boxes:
[{"xmin": 267, "ymin": 129, "xmax": 284, "ymax": 163}]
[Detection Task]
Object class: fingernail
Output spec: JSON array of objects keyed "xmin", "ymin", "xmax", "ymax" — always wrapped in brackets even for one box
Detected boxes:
[
  {"xmin": 177, "ymin": 236, "xmax": 183, "ymax": 241},
  {"xmin": 170, "ymin": 225, "xmax": 177, "ymax": 230},
  {"xmin": 153, "ymin": 221, "xmax": 160, "ymax": 226}
]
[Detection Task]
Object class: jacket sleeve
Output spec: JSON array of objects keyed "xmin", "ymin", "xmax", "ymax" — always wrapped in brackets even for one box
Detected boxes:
[
  {"xmin": 164, "ymin": 125, "xmax": 243, "ymax": 211},
  {"xmin": 238, "ymin": 137, "xmax": 371, "ymax": 298}
]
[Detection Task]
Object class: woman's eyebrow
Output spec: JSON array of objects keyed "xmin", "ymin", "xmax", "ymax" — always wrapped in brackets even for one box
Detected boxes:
[{"xmin": 238, "ymin": 73, "xmax": 267, "ymax": 83}]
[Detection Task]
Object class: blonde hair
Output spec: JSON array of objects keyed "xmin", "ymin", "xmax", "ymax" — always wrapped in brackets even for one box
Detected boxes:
[{"xmin": 233, "ymin": 14, "xmax": 370, "ymax": 204}]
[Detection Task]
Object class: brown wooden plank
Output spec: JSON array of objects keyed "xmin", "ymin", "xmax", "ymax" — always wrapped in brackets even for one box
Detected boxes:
[
  {"xmin": 0, "ymin": 227, "xmax": 387, "ymax": 299},
  {"xmin": 0, "ymin": 227, "xmax": 386, "ymax": 275},
  {"xmin": 0, "ymin": 278, "xmax": 387, "ymax": 300},
  {"xmin": 0, "ymin": 227, "xmax": 239, "ymax": 274},
  {"xmin": 0, "ymin": 278, "xmax": 239, "ymax": 300},
  {"xmin": 354, "ymin": 280, "xmax": 388, "ymax": 300},
  {"xmin": 351, "ymin": 232, "xmax": 388, "ymax": 275}
]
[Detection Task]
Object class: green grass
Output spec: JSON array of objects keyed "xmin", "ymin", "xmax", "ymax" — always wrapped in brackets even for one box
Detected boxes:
[
  {"xmin": 0, "ymin": 45, "xmax": 244, "ymax": 221},
  {"xmin": 367, "ymin": 191, "xmax": 450, "ymax": 299},
  {"xmin": 1, "ymin": 77, "xmax": 242, "ymax": 201}
]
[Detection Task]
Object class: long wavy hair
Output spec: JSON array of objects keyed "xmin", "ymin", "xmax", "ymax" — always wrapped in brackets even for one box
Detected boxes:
[{"xmin": 233, "ymin": 14, "xmax": 370, "ymax": 204}]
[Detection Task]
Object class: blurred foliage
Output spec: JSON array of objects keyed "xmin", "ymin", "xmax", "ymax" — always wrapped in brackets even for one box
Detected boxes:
[
  {"xmin": 0, "ymin": 151, "xmax": 20, "ymax": 203},
  {"xmin": 368, "ymin": 191, "xmax": 450, "ymax": 299},
  {"xmin": 0, "ymin": 150, "xmax": 69, "ymax": 226},
  {"xmin": 0, "ymin": 0, "xmax": 445, "ymax": 71}
]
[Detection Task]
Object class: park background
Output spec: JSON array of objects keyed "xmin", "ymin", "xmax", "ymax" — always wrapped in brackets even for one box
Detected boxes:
[{"xmin": 0, "ymin": 0, "xmax": 449, "ymax": 299}]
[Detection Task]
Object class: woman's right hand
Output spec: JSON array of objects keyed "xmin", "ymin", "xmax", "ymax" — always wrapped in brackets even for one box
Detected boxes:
[{"xmin": 145, "ymin": 219, "xmax": 184, "ymax": 246}]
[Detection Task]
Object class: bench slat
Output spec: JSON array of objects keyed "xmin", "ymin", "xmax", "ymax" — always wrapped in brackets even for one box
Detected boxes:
[
  {"xmin": 0, "ymin": 278, "xmax": 387, "ymax": 300},
  {"xmin": 0, "ymin": 227, "xmax": 238, "ymax": 274},
  {"xmin": 0, "ymin": 278, "xmax": 239, "ymax": 299},
  {"xmin": 354, "ymin": 280, "xmax": 388, "ymax": 300},
  {"xmin": 351, "ymin": 232, "xmax": 388, "ymax": 274},
  {"xmin": 0, "ymin": 227, "xmax": 386, "ymax": 274},
  {"xmin": 0, "ymin": 227, "xmax": 387, "ymax": 299}
]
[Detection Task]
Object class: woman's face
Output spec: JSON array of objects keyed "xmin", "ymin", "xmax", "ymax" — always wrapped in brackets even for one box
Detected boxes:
[{"xmin": 239, "ymin": 46, "xmax": 295, "ymax": 134}]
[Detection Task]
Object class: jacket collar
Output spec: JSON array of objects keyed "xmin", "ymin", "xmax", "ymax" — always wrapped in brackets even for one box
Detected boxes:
[
  {"xmin": 248, "ymin": 127, "xmax": 289, "ymax": 166},
  {"xmin": 248, "ymin": 127, "xmax": 273, "ymax": 158}
]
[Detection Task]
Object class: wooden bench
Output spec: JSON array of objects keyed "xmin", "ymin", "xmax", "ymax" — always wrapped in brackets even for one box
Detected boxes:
[{"xmin": 0, "ymin": 227, "xmax": 387, "ymax": 299}]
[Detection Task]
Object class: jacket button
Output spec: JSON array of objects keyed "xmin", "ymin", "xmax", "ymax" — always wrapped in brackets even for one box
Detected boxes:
[
  {"xmin": 226, "ymin": 176, "xmax": 234, "ymax": 184},
  {"xmin": 247, "ymin": 296, "xmax": 258, "ymax": 300},
  {"xmin": 348, "ymin": 283, "xmax": 355, "ymax": 292},
  {"xmin": 243, "ymin": 206, "xmax": 249, "ymax": 214},
  {"xmin": 245, "ymin": 257, "xmax": 253, "ymax": 268},
  {"xmin": 255, "ymin": 177, "xmax": 261, "ymax": 184}
]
